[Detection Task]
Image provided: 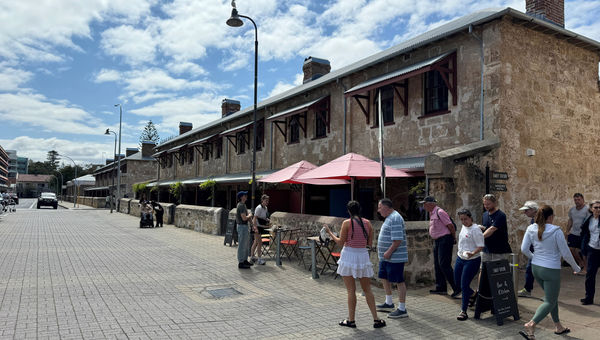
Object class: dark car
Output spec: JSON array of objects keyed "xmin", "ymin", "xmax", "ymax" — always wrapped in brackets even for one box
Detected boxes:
[{"xmin": 38, "ymin": 192, "xmax": 58, "ymax": 209}]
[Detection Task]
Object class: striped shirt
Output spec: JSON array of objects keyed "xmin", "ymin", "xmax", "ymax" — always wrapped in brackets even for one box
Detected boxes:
[
  {"xmin": 345, "ymin": 218, "xmax": 371, "ymax": 248},
  {"xmin": 377, "ymin": 210, "xmax": 408, "ymax": 263}
]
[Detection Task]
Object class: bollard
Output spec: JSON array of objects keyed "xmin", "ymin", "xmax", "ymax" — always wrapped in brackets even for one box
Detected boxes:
[
  {"xmin": 276, "ymin": 228, "xmax": 282, "ymax": 267},
  {"xmin": 510, "ymin": 253, "xmax": 519, "ymax": 299},
  {"xmin": 311, "ymin": 239, "xmax": 319, "ymax": 279}
]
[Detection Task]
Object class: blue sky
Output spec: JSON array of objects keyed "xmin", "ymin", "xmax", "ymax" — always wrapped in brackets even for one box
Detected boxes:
[{"xmin": 1, "ymin": 0, "xmax": 598, "ymax": 164}]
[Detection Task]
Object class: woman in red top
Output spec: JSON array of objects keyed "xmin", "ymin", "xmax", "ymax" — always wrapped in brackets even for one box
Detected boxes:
[{"xmin": 325, "ymin": 201, "xmax": 386, "ymax": 329}]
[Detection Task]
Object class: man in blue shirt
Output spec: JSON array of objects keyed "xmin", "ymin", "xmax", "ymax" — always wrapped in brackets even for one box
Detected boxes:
[{"xmin": 375, "ymin": 198, "xmax": 409, "ymax": 319}]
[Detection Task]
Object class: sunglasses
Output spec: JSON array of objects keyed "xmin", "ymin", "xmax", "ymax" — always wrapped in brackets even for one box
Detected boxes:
[{"xmin": 593, "ymin": 207, "xmax": 600, "ymax": 210}]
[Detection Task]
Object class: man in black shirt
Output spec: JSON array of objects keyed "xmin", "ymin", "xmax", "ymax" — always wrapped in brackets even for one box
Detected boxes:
[{"xmin": 481, "ymin": 194, "xmax": 512, "ymax": 262}]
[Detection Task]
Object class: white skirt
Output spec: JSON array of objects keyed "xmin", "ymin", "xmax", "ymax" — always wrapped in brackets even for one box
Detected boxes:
[{"xmin": 336, "ymin": 247, "xmax": 374, "ymax": 278}]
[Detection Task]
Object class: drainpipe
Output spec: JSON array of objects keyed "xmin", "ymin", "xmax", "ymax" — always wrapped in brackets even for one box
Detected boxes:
[
  {"xmin": 337, "ymin": 78, "xmax": 348, "ymax": 154},
  {"xmin": 270, "ymin": 120, "xmax": 274, "ymax": 170},
  {"xmin": 469, "ymin": 24, "xmax": 485, "ymax": 141}
]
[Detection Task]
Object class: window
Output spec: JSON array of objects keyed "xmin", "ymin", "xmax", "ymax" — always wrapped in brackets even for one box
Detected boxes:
[
  {"xmin": 202, "ymin": 144, "xmax": 210, "ymax": 161},
  {"xmin": 315, "ymin": 109, "xmax": 328, "ymax": 138},
  {"xmin": 160, "ymin": 156, "xmax": 166, "ymax": 169},
  {"xmin": 215, "ymin": 138, "xmax": 223, "ymax": 159},
  {"xmin": 424, "ymin": 70, "xmax": 448, "ymax": 114},
  {"xmin": 373, "ymin": 85, "xmax": 394, "ymax": 126},
  {"xmin": 236, "ymin": 131, "xmax": 246, "ymax": 154},
  {"xmin": 179, "ymin": 150, "xmax": 185, "ymax": 165},
  {"xmin": 289, "ymin": 115, "xmax": 300, "ymax": 144},
  {"xmin": 255, "ymin": 119, "xmax": 264, "ymax": 151},
  {"xmin": 167, "ymin": 154, "xmax": 173, "ymax": 168}
]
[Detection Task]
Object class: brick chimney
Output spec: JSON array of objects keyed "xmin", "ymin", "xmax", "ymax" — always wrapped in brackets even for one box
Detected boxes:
[
  {"xmin": 526, "ymin": 0, "xmax": 564, "ymax": 28},
  {"xmin": 179, "ymin": 122, "xmax": 193, "ymax": 135},
  {"xmin": 302, "ymin": 57, "xmax": 331, "ymax": 83},
  {"xmin": 141, "ymin": 141, "xmax": 156, "ymax": 158},
  {"xmin": 221, "ymin": 99, "xmax": 241, "ymax": 117},
  {"xmin": 126, "ymin": 148, "xmax": 138, "ymax": 157}
]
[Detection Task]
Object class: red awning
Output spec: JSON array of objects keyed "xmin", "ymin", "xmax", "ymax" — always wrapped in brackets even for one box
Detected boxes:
[
  {"xmin": 258, "ymin": 160, "xmax": 348, "ymax": 185},
  {"xmin": 297, "ymin": 153, "xmax": 412, "ymax": 180}
]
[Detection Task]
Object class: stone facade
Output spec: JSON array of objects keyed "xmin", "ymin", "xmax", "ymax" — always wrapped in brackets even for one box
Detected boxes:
[{"xmin": 174, "ymin": 205, "xmax": 226, "ymax": 235}]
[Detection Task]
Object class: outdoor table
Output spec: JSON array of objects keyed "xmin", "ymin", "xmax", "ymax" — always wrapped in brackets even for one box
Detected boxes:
[{"xmin": 307, "ymin": 236, "xmax": 337, "ymax": 279}]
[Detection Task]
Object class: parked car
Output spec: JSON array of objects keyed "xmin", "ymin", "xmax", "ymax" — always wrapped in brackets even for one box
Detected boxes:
[{"xmin": 38, "ymin": 192, "xmax": 58, "ymax": 209}]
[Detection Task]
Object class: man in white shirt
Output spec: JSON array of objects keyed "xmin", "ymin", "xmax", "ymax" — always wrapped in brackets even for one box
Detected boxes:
[
  {"xmin": 567, "ymin": 193, "xmax": 590, "ymax": 274},
  {"xmin": 580, "ymin": 200, "xmax": 600, "ymax": 305}
]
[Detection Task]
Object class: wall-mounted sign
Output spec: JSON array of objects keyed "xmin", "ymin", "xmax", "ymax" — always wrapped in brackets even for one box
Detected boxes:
[
  {"xmin": 492, "ymin": 171, "xmax": 509, "ymax": 180},
  {"xmin": 491, "ymin": 183, "xmax": 507, "ymax": 192}
]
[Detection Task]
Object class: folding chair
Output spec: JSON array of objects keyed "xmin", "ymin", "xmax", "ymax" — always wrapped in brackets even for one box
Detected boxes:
[
  {"xmin": 260, "ymin": 231, "xmax": 274, "ymax": 259},
  {"xmin": 280, "ymin": 228, "xmax": 300, "ymax": 261},
  {"xmin": 296, "ymin": 230, "xmax": 315, "ymax": 269}
]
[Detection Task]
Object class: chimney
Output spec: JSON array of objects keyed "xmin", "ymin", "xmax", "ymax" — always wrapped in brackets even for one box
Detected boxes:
[
  {"xmin": 302, "ymin": 57, "xmax": 331, "ymax": 84},
  {"xmin": 526, "ymin": 0, "xmax": 564, "ymax": 27},
  {"xmin": 106, "ymin": 158, "xmax": 114, "ymax": 165},
  {"xmin": 126, "ymin": 148, "xmax": 138, "ymax": 157},
  {"xmin": 179, "ymin": 122, "xmax": 193, "ymax": 135},
  {"xmin": 141, "ymin": 141, "xmax": 156, "ymax": 158},
  {"xmin": 221, "ymin": 99, "xmax": 241, "ymax": 117}
]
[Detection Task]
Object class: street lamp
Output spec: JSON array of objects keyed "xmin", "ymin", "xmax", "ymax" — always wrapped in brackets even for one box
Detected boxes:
[
  {"xmin": 227, "ymin": 1, "xmax": 258, "ymax": 210},
  {"xmin": 59, "ymin": 154, "xmax": 77, "ymax": 208},
  {"xmin": 55, "ymin": 171, "xmax": 63, "ymax": 200},
  {"xmin": 114, "ymin": 104, "xmax": 123, "ymax": 211},
  {"xmin": 105, "ymin": 128, "xmax": 117, "ymax": 213}
]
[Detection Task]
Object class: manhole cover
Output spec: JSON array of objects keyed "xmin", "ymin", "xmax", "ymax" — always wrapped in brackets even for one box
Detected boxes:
[{"xmin": 206, "ymin": 287, "xmax": 242, "ymax": 299}]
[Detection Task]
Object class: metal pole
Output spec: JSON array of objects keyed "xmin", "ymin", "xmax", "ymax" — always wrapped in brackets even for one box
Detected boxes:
[
  {"xmin": 311, "ymin": 239, "xmax": 319, "ymax": 279},
  {"xmin": 377, "ymin": 89, "xmax": 385, "ymax": 197},
  {"xmin": 61, "ymin": 155, "xmax": 77, "ymax": 208},
  {"xmin": 511, "ymin": 253, "xmax": 519, "ymax": 299},
  {"xmin": 116, "ymin": 104, "xmax": 123, "ymax": 212},
  {"xmin": 276, "ymin": 228, "xmax": 282, "ymax": 267}
]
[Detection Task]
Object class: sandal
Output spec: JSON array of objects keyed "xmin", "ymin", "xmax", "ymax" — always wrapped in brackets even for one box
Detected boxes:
[
  {"xmin": 554, "ymin": 327, "xmax": 570, "ymax": 335},
  {"xmin": 519, "ymin": 330, "xmax": 535, "ymax": 340},
  {"xmin": 457, "ymin": 311, "xmax": 468, "ymax": 321},
  {"xmin": 339, "ymin": 319, "xmax": 356, "ymax": 328},
  {"xmin": 373, "ymin": 319, "xmax": 386, "ymax": 328}
]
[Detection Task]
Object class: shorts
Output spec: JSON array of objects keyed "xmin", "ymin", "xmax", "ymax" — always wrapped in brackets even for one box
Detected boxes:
[
  {"xmin": 481, "ymin": 252, "xmax": 510, "ymax": 263},
  {"xmin": 567, "ymin": 234, "xmax": 582, "ymax": 249},
  {"xmin": 378, "ymin": 261, "xmax": 405, "ymax": 283}
]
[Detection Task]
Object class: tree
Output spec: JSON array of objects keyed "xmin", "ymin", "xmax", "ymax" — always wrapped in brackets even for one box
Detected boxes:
[
  {"xmin": 47, "ymin": 150, "xmax": 59, "ymax": 171},
  {"xmin": 139, "ymin": 120, "xmax": 160, "ymax": 148}
]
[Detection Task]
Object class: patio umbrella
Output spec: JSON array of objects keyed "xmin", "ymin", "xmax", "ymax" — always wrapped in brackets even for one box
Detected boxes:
[
  {"xmin": 258, "ymin": 160, "xmax": 348, "ymax": 213},
  {"xmin": 297, "ymin": 153, "xmax": 412, "ymax": 200}
]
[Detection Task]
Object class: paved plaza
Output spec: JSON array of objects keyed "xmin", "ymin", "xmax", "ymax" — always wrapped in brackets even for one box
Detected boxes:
[{"xmin": 0, "ymin": 207, "xmax": 597, "ymax": 339}]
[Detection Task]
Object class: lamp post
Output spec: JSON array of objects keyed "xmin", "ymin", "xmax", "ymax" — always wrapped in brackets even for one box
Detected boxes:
[
  {"xmin": 60, "ymin": 154, "xmax": 77, "ymax": 208},
  {"xmin": 55, "ymin": 171, "xmax": 63, "ymax": 200},
  {"xmin": 227, "ymin": 1, "xmax": 258, "ymax": 210},
  {"xmin": 114, "ymin": 104, "xmax": 123, "ymax": 211},
  {"xmin": 105, "ymin": 129, "xmax": 118, "ymax": 213}
]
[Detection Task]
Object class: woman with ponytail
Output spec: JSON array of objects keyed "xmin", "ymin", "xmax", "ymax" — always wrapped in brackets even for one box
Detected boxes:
[
  {"xmin": 519, "ymin": 205, "xmax": 581, "ymax": 340},
  {"xmin": 325, "ymin": 200, "xmax": 385, "ymax": 329}
]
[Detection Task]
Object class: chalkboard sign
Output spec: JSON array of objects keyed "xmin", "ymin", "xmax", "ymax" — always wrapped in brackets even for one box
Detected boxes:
[
  {"xmin": 474, "ymin": 259, "xmax": 519, "ymax": 325},
  {"xmin": 223, "ymin": 219, "xmax": 238, "ymax": 247}
]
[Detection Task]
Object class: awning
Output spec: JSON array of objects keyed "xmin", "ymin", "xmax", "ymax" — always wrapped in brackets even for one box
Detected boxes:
[
  {"xmin": 220, "ymin": 121, "xmax": 253, "ymax": 136},
  {"xmin": 189, "ymin": 133, "xmax": 220, "ymax": 147},
  {"xmin": 151, "ymin": 151, "xmax": 166, "ymax": 158},
  {"xmin": 266, "ymin": 96, "xmax": 328, "ymax": 121},
  {"xmin": 180, "ymin": 170, "xmax": 278, "ymax": 185},
  {"xmin": 344, "ymin": 51, "xmax": 455, "ymax": 97},
  {"xmin": 147, "ymin": 180, "xmax": 178, "ymax": 187},
  {"xmin": 380, "ymin": 156, "xmax": 426, "ymax": 172},
  {"xmin": 167, "ymin": 144, "xmax": 186, "ymax": 153},
  {"xmin": 84, "ymin": 186, "xmax": 109, "ymax": 191}
]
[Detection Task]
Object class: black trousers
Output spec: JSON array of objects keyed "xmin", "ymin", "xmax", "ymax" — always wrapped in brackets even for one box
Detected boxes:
[
  {"xmin": 434, "ymin": 234, "xmax": 457, "ymax": 292},
  {"xmin": 585, "ymin": 247, "xmax": 600, "ymax": 301},
  {"xmin": 155, "ymin": 213, "xmax": 164, "ymax": 227}
]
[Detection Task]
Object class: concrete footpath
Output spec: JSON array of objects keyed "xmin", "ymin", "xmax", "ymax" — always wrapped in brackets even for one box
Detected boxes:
[{"xmin": 0, "ymin": 208, "xmax": 597, "ymax": 339}]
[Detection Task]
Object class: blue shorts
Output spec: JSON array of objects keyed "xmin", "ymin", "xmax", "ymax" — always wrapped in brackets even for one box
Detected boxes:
[
  {"xmin": 567, "ymin": 234, "xmax": 582, "ymax": 249},
  {"xmin": 378, "ymin": 261, "xmax": 405, "ymax": 283}
]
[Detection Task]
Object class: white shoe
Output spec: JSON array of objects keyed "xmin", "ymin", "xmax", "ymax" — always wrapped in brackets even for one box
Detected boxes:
[{"xmin": 257, "ymin": 258, "xmax": 266, "ymax": 265}]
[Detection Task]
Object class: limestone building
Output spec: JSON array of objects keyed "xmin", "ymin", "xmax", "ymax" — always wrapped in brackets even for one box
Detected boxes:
[{"xmin": 149, "ymin": 2, "xmax": 600, "ymax": 247}]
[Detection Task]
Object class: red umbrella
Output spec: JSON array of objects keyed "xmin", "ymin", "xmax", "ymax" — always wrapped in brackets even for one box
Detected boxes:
[
  {"xmin": 258, "ymin": 160, "xmax": 348, "ymax": 213},
  {"xmin": 297, "ymin": 153, "xmax": 413, "ymax": 200}
]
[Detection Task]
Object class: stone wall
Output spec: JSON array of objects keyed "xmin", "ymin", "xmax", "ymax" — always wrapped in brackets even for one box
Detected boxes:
[
  {"xmin": 119, "ymin": 199, "xmax": 131, "ymax": 214},
  {"xmin": 174, "ymin": 205, "xmax": 226, "ymax": 235}
]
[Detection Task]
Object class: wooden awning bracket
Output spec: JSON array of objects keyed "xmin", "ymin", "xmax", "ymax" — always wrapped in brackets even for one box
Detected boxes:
[{"xmin": 352, "ymin": 94, "xmax": 370, "ymax": 124}]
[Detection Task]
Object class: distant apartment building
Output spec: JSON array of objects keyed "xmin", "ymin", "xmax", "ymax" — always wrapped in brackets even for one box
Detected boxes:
[
  {"xmin": 0, "ymin": 146, "xmax": 9, "ymax": 191},
  {"xmin": 17, "ymin": 157, "xmax": 28, "ymax": 174},
  {"xmin": 7, "ymin": 150, "xmax": 17, "ymax": 178}
]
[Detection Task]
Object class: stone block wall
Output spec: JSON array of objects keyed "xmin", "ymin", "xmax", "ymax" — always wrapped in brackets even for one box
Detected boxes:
[
  {"xmin": 129, "ymin": 199, "xmax": 141, "ymax": 217},
  {"xmin": 174, "ymin": 205, "xmax": 226, "ymax": 235},
  {"xmin": 119, "ymin": 199, "xmax": 131, "ymax": 214}
]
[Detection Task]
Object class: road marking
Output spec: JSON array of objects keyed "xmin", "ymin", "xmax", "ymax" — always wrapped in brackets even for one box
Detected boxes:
[{"xmin": 28, "ymin": 200, "xmax": 36, "ymax": 210}]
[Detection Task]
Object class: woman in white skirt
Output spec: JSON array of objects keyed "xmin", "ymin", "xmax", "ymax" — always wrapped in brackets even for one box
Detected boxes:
[{"xmin": 325, "ymin": 201, "xmax": 386, "ymax": 329}]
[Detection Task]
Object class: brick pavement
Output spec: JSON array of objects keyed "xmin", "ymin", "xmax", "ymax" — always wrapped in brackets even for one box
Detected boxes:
[{"xmin": 0, "ymin": 209, "xmax": 583, "ymax": 339}]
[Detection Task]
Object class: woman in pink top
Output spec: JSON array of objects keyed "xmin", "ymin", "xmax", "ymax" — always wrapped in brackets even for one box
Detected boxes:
[{"xmin": 325, "ymin": 201, "xmax": 386, "ymax": 329}]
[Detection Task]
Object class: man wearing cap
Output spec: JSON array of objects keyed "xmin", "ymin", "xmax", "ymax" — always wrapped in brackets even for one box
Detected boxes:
[
  {"xmin": 236, "ymin": 191, "xmax": 254, "ymax": 269},
  {"xmin": 422, "ymin": 196, "xmax": 459, "ymax": 296},
  {"xmin": 517, "ymin": 201, "xmax": 538, "ymax": 297},
  {"xmin": 567, "ymin": 193, "xmax": 590, "ymax": 274}
]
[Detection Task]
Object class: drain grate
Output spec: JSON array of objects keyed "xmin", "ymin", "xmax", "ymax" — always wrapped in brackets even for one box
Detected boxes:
[{"xmin": 206, "ymin": 287, "xmax": 242, "ymax": 299}]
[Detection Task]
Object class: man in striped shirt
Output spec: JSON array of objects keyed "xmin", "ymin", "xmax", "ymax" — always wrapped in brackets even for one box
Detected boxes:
[{"xmin": 376, "ymin": 198, "xmax": 409, "ymax": 319}]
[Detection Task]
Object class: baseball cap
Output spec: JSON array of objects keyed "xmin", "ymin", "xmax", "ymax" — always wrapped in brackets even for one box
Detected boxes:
[
  {"xmin": 419, "ymin": 196, "xmax": 437, "ymax": 204},
  {"xmin": 519, "ymin": 201, "xmax": 539, "ymax": 211},
  {"xmin": 237, "ymin": 191, "xmax": 248, "ymax": 200}
]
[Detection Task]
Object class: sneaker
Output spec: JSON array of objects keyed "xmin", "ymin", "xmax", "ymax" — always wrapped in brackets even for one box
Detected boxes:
[
  {"xmin": 257, "ymin": 258, "xmax": 266, "ymax": 265},
  {"xmin": 250, "ymin": 257, "xmax": 258, "ymax": 263},
  {"xmin": 388, "ymin": 308, "xmax": 408, "ymax": 319},
  {"xmin": 451, "ymin": 290, "xmax": 462, "ymax": 299},
  {"xmin": 518, "ymin": 288, "xmax": 531, "ymax": 297},
  {"xmin": 376, "ymin": 302, "xmax": 395, "ymax": 310},
  {"xmin": 238, "ymin": 263, "xmax": 251, "ymax": 269},
  {"xmin": 429, "ymin": 289, "xmax": 447, "ymax": 295},
  {"xmin": 243, "ymin": 260, "xmax": 254, "ymax": 266}
]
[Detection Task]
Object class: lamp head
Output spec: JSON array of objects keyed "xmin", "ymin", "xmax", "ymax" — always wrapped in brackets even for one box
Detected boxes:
[
  {"xmin": 114, "ymin": 104, "xmax": 120, "ymax": 107},
  {"xmin": 105, "ymin": 128, "xmax": 110, "ymax": 135},
  {"xmin": 226, "ymin": 8, "xmax": 243, "ymax": 27}
]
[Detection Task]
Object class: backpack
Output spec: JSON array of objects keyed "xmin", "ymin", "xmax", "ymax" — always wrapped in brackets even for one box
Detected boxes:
[{"xmin": 436, "ymin": 209, "xmax": 457, "ymax": 235}]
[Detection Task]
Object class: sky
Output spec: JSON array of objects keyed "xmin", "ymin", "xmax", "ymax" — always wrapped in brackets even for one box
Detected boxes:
[{"xmin": 0, "ymin": 0, "xmax": 599, "ymax": 165}]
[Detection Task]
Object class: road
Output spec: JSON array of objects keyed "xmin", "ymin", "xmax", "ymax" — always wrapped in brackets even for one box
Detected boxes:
[{"xmin": 0, "ymin": 208, "xmax": 581, "ymax": 339}]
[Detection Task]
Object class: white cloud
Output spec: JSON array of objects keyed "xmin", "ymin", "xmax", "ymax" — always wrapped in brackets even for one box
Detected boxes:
[
  {"xmin": 100, "ymin": 25, "xmax": 157, "ymax": 65},
  {"xmin": 94, "ymin": 68, "xmax": 122, "ymax": 82},
  {"xmin": 0, "ymin": 65, "xmax": 33, "ymax": 91},
  {"xmin": 166, "ymin": 61, "xmax": 208, "ymax": 77},
  {"xmin": 267, "ymin": 73, "xmax": 304, "ymax": 98}
]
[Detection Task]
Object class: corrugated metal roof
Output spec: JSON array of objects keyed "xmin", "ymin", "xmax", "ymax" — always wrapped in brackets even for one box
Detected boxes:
[
  {"xmin": 266, "ymin": 96, "xmax": 328, "ymax": 121},
  {"xmin": 157, "ymin": 7, "xmax": 600, "ymax": 149},
  {"xmin": 189, "ymin": 133, "xmax": 220, "ymax": 146},
  {"xmin": 220, "ymin": 121, "xmax": 253, "ymax": 136}
]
